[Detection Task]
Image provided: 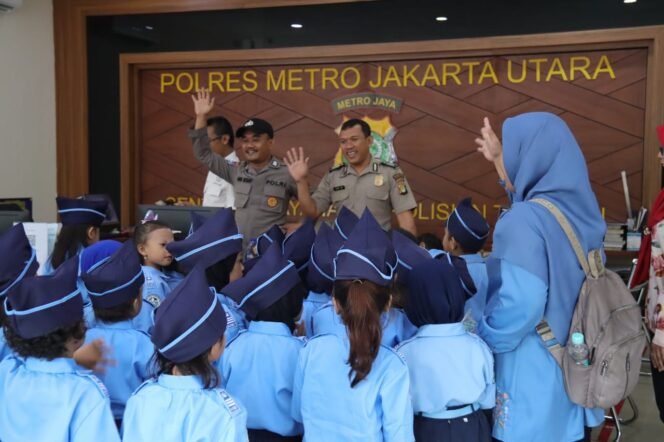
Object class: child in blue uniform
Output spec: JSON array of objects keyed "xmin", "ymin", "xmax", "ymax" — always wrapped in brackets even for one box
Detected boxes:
[
  {"xmin": 0, "ymin": 257, "xmax": 119, "ymax": 441},
  {"xmin": 301, "ymin": 223, "xmax": 343, "ymax": 337},
  {"xmin": 443, "ymin": 197, "xmax": 490, "ymax": 327},
  {"xmin": 134, "ymin": 220, "xmax": 182, "ymax": 306},
  {"xmin": 44, "ymin": 196, "xmax": 108, "ymax": 274},
  {"xmin": 122, "ymin": 267, "xmax": 248, "ymax": 442},
  {"xmin": 244, "ymin": 224, "xmax": 285, "ymax": 274},
  {"xmin": 81, "ymin": 240, "xmax": 153, "ymax": 424},
  {"xmin": 310, "ymin": 228, "xmax": 424, "ymax": 347},
  {"xmin": 222, "ymin": 242, "xmax": 306, "ymax": 441},
  {"xmin": 0, "ymin": 224, "xmax": 40, "ymax": 361},
  {"xmin": 168, "ymin": 208, "xmax": 246, "ymax": 342},
  {"xmin": 398, "ymin": 259, "xmax": 494, "ymax": 442},
  {"xmin": 292, "ymin": 210, "xmax": 414, "ymax": 442},
  {"xmin": 77, "ymin": 239, "xmax": 123, "ymax": 328}
]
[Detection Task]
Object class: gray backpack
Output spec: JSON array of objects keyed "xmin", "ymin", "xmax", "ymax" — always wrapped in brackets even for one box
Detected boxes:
[{"xmin": 533, "ymin": 198, "xmax": 646, "ymax": 409}]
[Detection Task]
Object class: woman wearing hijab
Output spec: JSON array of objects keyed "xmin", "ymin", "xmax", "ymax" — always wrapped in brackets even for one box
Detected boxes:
[
  {"xmin": 630, "ymin": 124, "xmax": 664, "ymax": 422},
  {"xmin": 398, "ymin": 257, "xmax": 494, "ymax": 442},
  {"xmin": 474, "ymin": 113, "xmax": 606, "ymax": 442}
]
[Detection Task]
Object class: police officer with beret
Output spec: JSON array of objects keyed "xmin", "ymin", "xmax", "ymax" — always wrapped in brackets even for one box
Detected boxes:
[
  {"xmin": 284, "ymin": 118, "xmax": 417, "ymax": 236},
  {"xmin": 189, "ymin": 88, "xmax": 297, "ymax": 242}
]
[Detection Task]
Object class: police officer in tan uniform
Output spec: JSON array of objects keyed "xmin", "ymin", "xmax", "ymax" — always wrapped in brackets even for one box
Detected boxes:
[
  {"xmin": 189, "ymin": 88, "xmax": 297, "ymax": 242},
  {"xmin": 285, "ymin": 118, "xmax": 417, "ymax": 236}
]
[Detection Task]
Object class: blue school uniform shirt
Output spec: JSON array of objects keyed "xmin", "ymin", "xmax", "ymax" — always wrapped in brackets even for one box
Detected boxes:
[
  {"xmin": 478, "ymin": 261, "xmax": 604, "ymax": 442},
  {"xmin": 302, "ymin": 291, "xmax": 331, "ymax": 337},
  {"xmin": 220, "ymin": 321, "xmax": 304, "ymax": 436},
  {"xmin": 122, "ymin": 374, "xmax": 248, "ymax": 442},
  {"xmin": 215, "ymin": 291, "xmax": 248, "ymax": 343},
  {"xmin": 311, "ymin": 303, "xmax": 417, "ymax": 347},
  {"xmin": 397, "ymin": 323, "xmax": 495, "ymax": 418},
  {"xmin": 462, "ymin": 253, "xmax": 489, "ymax": 324},
  {"xmin": 131, "ymin": 266, "xmax": 183, "ymax": 335},
  {"xmin": 85, "ymin": 320, "xmax": 153, "ymax": 419},
  {"xmin": 0, "ymin": 356, "xmax": 120, "ymax": 442},
  {"xmin": 0, "ymin": 330, "xmax": 11, "ymax": 361},
  {"xmin": 291, "ymin": 333, "xmax": 414, "ymax": 442}
]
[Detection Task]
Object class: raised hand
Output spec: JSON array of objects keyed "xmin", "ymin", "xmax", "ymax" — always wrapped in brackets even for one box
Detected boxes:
[
  {"xmin": 191, "ymin": 88, "xmax": 215, "ymax": 117},
  {"xmin": 475, "ymin": 117, "xmax": 503, "ymax": 162},
  {"xmin": 284, "ymin": 147, "xmax": 310, "ymax": 183},
  {"xmin": 73, "ymin": 338, "xmax": 116, "ymax": 374}
]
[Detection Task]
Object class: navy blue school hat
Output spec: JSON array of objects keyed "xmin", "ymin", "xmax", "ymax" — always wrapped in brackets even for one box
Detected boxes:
[
  {"xmin": 392, "ymin": 229, "xmax": 431, "ymax": 285},
  {"xmin": 446, "ymin": 198, "xmax": 490, "ymax": 254},
  {"xmin": 244, "ymin": 224, "xmax": 285, "ymax": 274},
  {"xmin": 283, "ymin": 218, "xmax": 316, "ymax": 275},
  {"xmin": 334, "ymin": 206, "xmax": 359, "ymax": 240},
  {"xmin": 81, "ymin": 240, "xmax": 144, "ymax": 309},
  {"xmin": 306, "ymin": 223, "xmax": 343, "ymax": 294},
  {"xmin": 4, "ymin": 256, "xmax": 83, "ymax": 339},
  {"xmin": 188, "ymin": 212, "xmax": 208, "ymax": 236},
  {"xmin": 56, "ymin": 196, "xmax": 108, "ymax": 226},
  {"xmin": 334, "ymin": 209, "xmax": 397, "ymax": 286},
  {"xmin": 152, "ymin": 267, "xmax": 226, "ymax": 363},
  {"xmin": 0, "ymin": 224, "xmax": 39, "ymax": 298},
  {"xmin": 236, "ymin": 118, "xmax": 274, "ymax": 139},
  {"xmin": 222, "ymin": 243, "xmax": 301, "ymax": 320},
  {"xmin": 167, "ymin": 208, "xmax": 243, "ymax": 273}
]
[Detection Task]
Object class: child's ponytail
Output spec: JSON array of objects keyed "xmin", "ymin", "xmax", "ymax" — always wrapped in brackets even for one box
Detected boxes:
[{"xmin": 334, "ymin": 280, "xmax": 390, "ymax": 387}]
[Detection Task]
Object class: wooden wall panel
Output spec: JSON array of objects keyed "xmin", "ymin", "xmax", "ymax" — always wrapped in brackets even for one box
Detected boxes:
[{"xmin": 135, "ymin": 48, "xmax": 650, "ymax": 235}]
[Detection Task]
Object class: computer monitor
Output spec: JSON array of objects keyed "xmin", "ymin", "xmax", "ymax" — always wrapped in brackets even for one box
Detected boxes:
[
  {"xmin": 0, "ymin": 210, "xmax": 32, "ymax": 234},
  {"xmin": 136, "ymin": 205, "xmax": 221, "ymax": 240}
]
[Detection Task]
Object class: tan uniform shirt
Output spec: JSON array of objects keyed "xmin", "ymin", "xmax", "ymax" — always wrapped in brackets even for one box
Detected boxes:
[
  {"xmin": 312, "ymin": 158, "xmax": 417, "ymax": 230},
  {"xmin": 189, "ymin": 128, "xmax": 297, "ymax": 241}
]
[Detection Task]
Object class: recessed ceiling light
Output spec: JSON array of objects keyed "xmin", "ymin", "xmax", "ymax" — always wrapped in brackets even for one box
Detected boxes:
[
  {"xmin": 291, "ymin": 23, "xmax": 303, "ymax": 29},
  {"xmin": 624, "ymin": 0, "xmax": 637, "ymax": 3},
  {"xmin": 435, "ymin": 16, "xmax": 448, "ymax": 22}
]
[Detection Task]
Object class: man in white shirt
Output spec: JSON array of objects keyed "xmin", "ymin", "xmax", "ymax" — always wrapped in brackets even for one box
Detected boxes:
[{"xmin": 202, "ymin": 116, "xmax": 239, "ymax": 208}]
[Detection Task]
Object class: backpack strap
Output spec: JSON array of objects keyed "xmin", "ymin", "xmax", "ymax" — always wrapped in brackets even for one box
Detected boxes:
[{"xmin": 531, "ymin": 198, "xmax": 595, "ymax": 277}]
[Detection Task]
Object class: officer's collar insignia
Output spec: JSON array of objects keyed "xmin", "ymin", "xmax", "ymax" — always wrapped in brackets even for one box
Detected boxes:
[{"xmin": 270, "ymin": 159, "xmax": 280, "ymax": 169}]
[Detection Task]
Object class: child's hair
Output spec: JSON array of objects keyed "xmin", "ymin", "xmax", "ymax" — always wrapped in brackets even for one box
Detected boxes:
[
  {"xmin": 205, "ymin": 253, "xmax": 239, "ymax": 291},
  {"xmin": 133, "ymin": 220, "xmax": 171, "ymax": 247},
  {"xmin": 333, "ymin": 280, "xmax": 391, "ymax": 388},
  {"xmin": 51, "ymin": 224, "xmax": 94, "ymax": 270},
  {"xmin": 93, "ymin": 292, "xmax": 141, "ymax": 324},
  {"xmin": 418, "ymin": 232, "xmax": 443, "ymax": 251},
  {"xmin": 154, "ymin": 342, "xmax": 221, "ymax": 389},
  {"xmin": 2, "ymin": 318, "xmax": 86, "ymax": 360},
  {"xmin": 254, "ymin": 282, "xmax": 306, "ymax": 332}
]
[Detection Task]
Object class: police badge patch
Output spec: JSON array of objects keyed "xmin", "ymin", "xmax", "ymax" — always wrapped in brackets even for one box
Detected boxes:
[
  {"xmin": 146, "ymin": 294, "xmax": 161, "ymax": 308},
  {"xmin": 393, "ymin": 173, "xmax": 408, "ymax": 195}
]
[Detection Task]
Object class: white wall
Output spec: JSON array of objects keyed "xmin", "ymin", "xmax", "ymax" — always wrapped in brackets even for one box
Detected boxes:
[{"xmin": 0, "ymin": 0, "xmax": 56, "ymax": 222}]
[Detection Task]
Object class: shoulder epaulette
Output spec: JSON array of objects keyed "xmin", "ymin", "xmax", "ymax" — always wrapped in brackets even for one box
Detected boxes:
[
  {"xmin": 329, "ymin": 164, "xmax": 344, "ymax": 172},
  {"xmin": 380, "ymin": 161, "xmax": 397, "ymax": 169},
  {"xmin": 132, "ymin": 378, "xmax": 157, "ymax": 396},
  {"xmin": 76, "ymin": 372, "xmax": 110, "ymax": 398}
]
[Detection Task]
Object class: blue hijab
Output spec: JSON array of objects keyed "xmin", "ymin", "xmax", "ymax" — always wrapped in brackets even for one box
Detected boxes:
[
  {"xmin": 405, "ymin": 257, "xmax": 476, "ymax": 327},
  {"xmin": 491, "ymin": 112, "xmax": 606, "ymax": 343},
  {"xmin": 79, "ymin": 240, "xmax": 122, "ymax": 274}
]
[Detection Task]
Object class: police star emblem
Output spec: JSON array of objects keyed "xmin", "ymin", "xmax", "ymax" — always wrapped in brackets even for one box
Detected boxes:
[
  {"xmin": 267, "ymin": 196, "xmax": 279, "ymax": 208},
  {"xmin": 374, "ymin": 174, "xmax": 384, "ymax": 187}
]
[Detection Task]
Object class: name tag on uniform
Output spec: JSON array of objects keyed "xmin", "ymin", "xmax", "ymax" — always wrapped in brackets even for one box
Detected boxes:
[
  {"xmin": 237, "ymin": 177, "xmax": 253, "ymax": 183},
  {"xmin": 225, "ymin": 309, "xmax": 237, "ymax": 328},
  {"xmin": 333, "ymin": 185, "xmax": 346, "ymax": 192},
  {"xmin": 266, "ymin": 179, "xmax": 286, "ymax": 188},
  {"xmin": 219, "ymin": 390, "xmax": 241, "ymax": 415}
]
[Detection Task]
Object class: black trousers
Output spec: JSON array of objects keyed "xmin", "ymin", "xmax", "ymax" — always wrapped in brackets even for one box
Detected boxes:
[
  {"xmin": 247, "ymin": 429, "xmax": 302, "ymax": 442},
  {"xmin": 651, "ymin": 359, "xmax": 664, "ymax": 423},
  {"xmin": 414, "ymin": 409, "xmax": 491, "ymax": 442}
]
